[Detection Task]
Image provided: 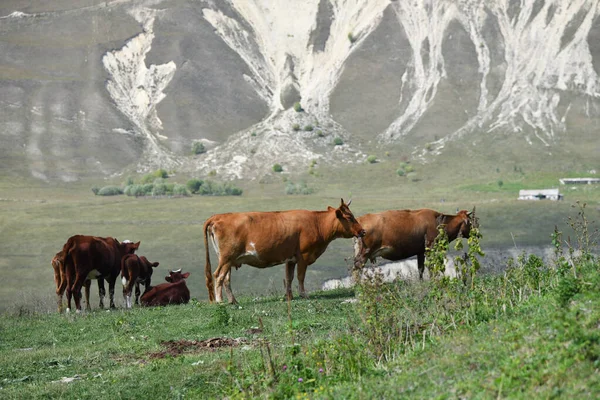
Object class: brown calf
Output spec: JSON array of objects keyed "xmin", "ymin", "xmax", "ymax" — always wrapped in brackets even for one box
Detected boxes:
[
  {"xmin": 140, "ymin": 270, "xmax": 191, "ymax": 306},
  {"xmin": 121, "ymin": 254, "xmax": 159, "ymax": 309}
]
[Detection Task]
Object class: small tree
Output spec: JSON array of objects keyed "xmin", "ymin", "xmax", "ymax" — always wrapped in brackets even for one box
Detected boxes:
[
  {"xmin": 293, "ymin": 102, "xmax": 303, "ymax": 112},
  {"xmin": 273, "ymin": 164, "xmax": 283, "ymax": 173},
  {"xmin": 186, "ymin": 178, "xmax": 204, "ymax": 194},
  {"xmin": 366, "ymin": 155, "xmax": 378, "ymax": 164},
  {"xmin": 333, "ymin": 137, "xmax": 344, "ymax": 146},
  {"xmin": 192, "ymin": 142, "xmax": 206, "ymax": 155}
]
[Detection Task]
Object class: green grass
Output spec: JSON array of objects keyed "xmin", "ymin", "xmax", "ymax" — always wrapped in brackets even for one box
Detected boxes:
[{"xmin": 1, "ymin": 251, "xmax": 598, "ymax": 398}]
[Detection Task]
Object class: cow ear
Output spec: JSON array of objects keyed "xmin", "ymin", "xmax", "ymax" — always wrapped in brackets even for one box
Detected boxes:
[
  {"xmin": 152, "ymin": 262, "xmax": 159, "ymax": 268},
  {"xmin": 165, "ymin": 276, "xmax": 173, "ymax": 283},
  {"xmin": 134, "ymin": 241, "xmax": 140, "ymax": 249},
  {"xmin": 335, "ymin": 209, "xmax": 343, "ymax": 219},
  {"xmin": 182, "ymin": 272, "xmax": 190, "ymax": 279}
]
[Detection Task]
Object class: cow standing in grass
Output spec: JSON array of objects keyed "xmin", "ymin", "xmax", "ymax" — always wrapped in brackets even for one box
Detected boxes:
[
  {"xmin": 62, "ymin": 235, "xmax": 140, "ymax": 312},
  {"xmin": 52, "ymin": 250, "xmax": 103, "ymax": 313},
  {"xmin": 140, "ymin": 270, "xmax": 191, "ymax": 306},
  {"xmin": 203, "ymin": 199, "xmax": 366, "ymax": 304},
  {"xmin": 121, "ymin": 254, "xmax": 159, "ymax": 309},
  {"xmin": 354, "ymin": 209, "xmax": 473, "ymax": 279}
]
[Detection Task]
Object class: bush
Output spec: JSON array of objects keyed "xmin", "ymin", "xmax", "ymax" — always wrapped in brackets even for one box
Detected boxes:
[
  {"xmin": 304, "ymin": 125, "xmax": 314, "ymax": 132},
  {"xmin": 396, "ymin": 169, "xmax": 405, "ymax": 177},
  {"xmin": 91, "ymin": 186, "xmax": 100, "ymax": 195},
  {"xmin": 140, "ymin": 174, "xmax": 154, "ymax": 184},
  {"xmin": 348, "ymin": 32, "xmax": 356, "ymax": 43},
  {"xmin": 186, "ymin": 178, "xmax": 204, "ymax": 194},
  {"xmin": 366, "ymin": 155, "xmax": 378, "ymax": 164},
  {"xmin": 285, "ymin": 182, "xmax": 314, "ymax": 195},
  {"xmin": 124, "ymin": 177, "xmax": 134, "ymax": 186},
  {"xmin": 273, "ymin": 164, "xmax": 283, "ymax": 173},
  {"xmin": 293, "ymin": 102, "xmax": 303, "ymax": 112},
  {"xmin": 153, "ymin": 169, "xmax": 168, "ymax": 179},
  {"xmin": 292, "ymin": 124, "xmax": 300, "ymax": 131},
  {"xmin": 152, "ymin": 182, "xmax": 168, "ymax": 196},
  {"xmin": 334, "ymin": 137, "xmax": 344, "ymax": 146},
  {"xmin": 316, "ymin": 130, "xmax": 324, "ymax": 137},
  {"xmin": 192, "ymin": 142, "xmax": 206, "ymax": 155},
  {"xmin": 124, "ymin": 184, "xmax": 145, "ymax": 197},
  {"xmin": 197, "ymin": 181, "xmax": 243, "ymax": 196},
  {"xmin": 173, "ymin": 184, "xmax": 190, "ymax": 197},
  {"xmin": 97, "ymin": 186, "xmax": 123, "ymax": 196},
  {"xmin": 404, "ymin": 164, "xmax": 415, "ymax": 173}
]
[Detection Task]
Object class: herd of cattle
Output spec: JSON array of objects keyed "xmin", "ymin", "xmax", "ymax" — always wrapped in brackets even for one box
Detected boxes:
[{"xmin": 51, "ymin": 199, "xmax": 474, "ymax": 312}]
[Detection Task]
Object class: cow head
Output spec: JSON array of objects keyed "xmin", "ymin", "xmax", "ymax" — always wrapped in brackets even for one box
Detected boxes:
[
  {"xmin": 456, "ymin": 209, "xmax": 473, "ymax": 238},
  {"xmin": 330, "ymin": 198, "xmax": 366, "ymax": 238},
  {"xmin": 121, "ymin": 240, "xmax": 140, "ymax": 254},
  {"xmin": 165, "ymin": 269, "xmax": 190, "ymax": 283}
]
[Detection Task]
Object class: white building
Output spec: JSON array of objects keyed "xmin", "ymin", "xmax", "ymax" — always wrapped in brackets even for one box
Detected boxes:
[
  {"xmin": 559, "ymin": 178, "xmax": 600, "ymax": 185},
  {"xmin": 518, "ymin": 189, "xmax": 563, "ymax": 201}
]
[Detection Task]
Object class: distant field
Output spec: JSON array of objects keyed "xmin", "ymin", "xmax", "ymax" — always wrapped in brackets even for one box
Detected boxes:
[{"xmin": 0, "ymin": 167, "xmax": 599, "ymax": 313}]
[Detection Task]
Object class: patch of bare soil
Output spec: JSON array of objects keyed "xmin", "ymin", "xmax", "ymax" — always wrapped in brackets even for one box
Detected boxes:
[{"xmin": 149, "ymin": 337, "xmax": 248, "ymax": 359}]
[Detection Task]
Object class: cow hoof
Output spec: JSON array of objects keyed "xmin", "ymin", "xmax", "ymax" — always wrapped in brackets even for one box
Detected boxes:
[
  {"xmin": 65, "ymin": 308, "xmax": 71, "ymax": 313},
  {"xmin": 75, "ymin": 309, "xmax": 81, "ymax": 314}
]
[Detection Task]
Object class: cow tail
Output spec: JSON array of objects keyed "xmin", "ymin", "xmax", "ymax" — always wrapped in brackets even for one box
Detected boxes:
[
  {"xmin": 120, "ymin": 254, "xmax": 129, "ymax": 286},
  {"xmin": 204, "ymin": 219, "xmax": 216, "ymax": 303}
]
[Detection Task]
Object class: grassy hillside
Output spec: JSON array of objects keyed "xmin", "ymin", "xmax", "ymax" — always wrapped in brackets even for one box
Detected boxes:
[
  {"xmin": 0, "ymin": 226, "xmax": 598, "ymax": 398},
  {"xmin": 0, "ymin": 163, "xmax": 599, "ymax": 313}
]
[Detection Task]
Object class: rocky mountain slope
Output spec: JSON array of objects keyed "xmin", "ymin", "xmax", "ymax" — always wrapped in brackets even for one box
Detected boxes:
[{"xmin": 1, "ymin": 0, "xmax": 599, "ymax": 182}]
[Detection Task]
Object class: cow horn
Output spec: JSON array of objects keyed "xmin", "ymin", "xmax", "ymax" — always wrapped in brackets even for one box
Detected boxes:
[
  {"xmin": 347, "ymin": 199, "xmax": 352, "ymax": 207},
  {"xmin": 122, "ymin": 239, "xmax": 132, "ymax": 244},
  {"xmin": 173, "ymin": 268, "xmax": 182, "ymax": 273}
]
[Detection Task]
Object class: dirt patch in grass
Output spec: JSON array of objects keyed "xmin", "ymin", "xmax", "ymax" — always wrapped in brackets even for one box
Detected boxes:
[{"xmin": 149, "ymin": 337, "xmax": 249, "ymax": 359}]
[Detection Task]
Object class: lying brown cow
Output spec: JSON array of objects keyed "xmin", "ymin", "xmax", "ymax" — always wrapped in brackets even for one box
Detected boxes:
[
  {"xmin": 140, "ymin": 269, "xmax": 191, "ymax": 306},
  {"xmin": 203, "ymin": 199, "xmax": 365, "ymax": 304},
  {"xmin": 354, "ymin": 209, "xmax": 473, "ymax": 279},
  {"xmin": 62, "ymin": 235, "xmax": 140, "ymax": 312},
  {"xmin": 121, "ymin": 254, "xmax": 159, "ymax": 308}
]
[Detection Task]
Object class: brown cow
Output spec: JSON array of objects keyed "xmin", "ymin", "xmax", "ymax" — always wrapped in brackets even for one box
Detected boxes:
[
  {"xmin": 203, "ymin": 199, "xmax": 366, "ymax": 304},
  {"xmin": 52, "ymin": 250, "xmax": 103, "ymax": 313},
  {"xmin": 121, "ymin": 254, "xmax": 159, "ymax": 309},
  {"xmin": 140, "ymin": 269, "xmax": 191, "ymax": 306},
  {"xmin": 62, "ymin": 235, "xmax": 140, "ymax": 312},
  {"xmin": 354, "ymin": 209, "xmax": 473, "ymax": 279}
]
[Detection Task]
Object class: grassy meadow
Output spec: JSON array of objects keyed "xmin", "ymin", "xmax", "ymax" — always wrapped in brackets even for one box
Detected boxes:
[{"xmin": 1, "ymin": 158, "xmax": 599, "ymax": 398}]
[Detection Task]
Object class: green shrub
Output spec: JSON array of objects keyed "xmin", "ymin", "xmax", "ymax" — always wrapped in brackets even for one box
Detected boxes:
[
  {"xmin": 140, "ymin": 174, "xmax": 154, "ymax": 184},
  {"xmin": 404, "ymin": 164, "xmax": 415, "ymax": 173},
  {"xmin": 197, "ymin": 181, "xmax": 243, "ymax": 196},
  {"xmin": 396, "ymin": 169, "xmax": 405, "ymax": 177},
  {"xmin": 153, "ymin": 169, "xmax": 168, "ymax": 179},
  {"xmin": 293, "ymin": 102, "xmax": 303, "ymax": 112},
  {"xmin": 366, "ymin": 155, "xmax": 378, "ymax": 164},
  {"xmin": 304, "ymin": 125, "xmax": 314, "ymax": 132},
  {"xmin": 173, "ymin": 184, "xmax": 190, "ymax": 197},
  {"xmin": 124, "ymin": 177, "xmax": 134, "ymax": 186},
  {"xmin": 124, "ymin": 184, "xmax": 145, "ymax": 197},
  {"xmin": 316, "ymin": 130, "xmax": 324, "ymax": 137},
  {"xmin": 192, "ymin": 142, "xmax": 206, "ymax": 155},
  {"xmin": 97, "ymin": 186, "xmax": 123, "ymax": 196},
  {"xmin": 348, "ymin": 32, "xmax": 356, "ymax": 43},
  {"xmin": 334, "ymin": 137, "xmax": 344, "ymax": 146},
  {"xmin": 186, "ymin": 178, "xmax": 204, "ymax": 194},
  {"xmin": 273, "ymin": 164, "xmax": 283, "ymax": 173},
  {"xmin": 152, "ymin": 182, "xmax": 168, "ymax": 196},
  {"xmin": 497, "ymin": 180, "xmax": 504, "ymax": 188},
  {"xmin": 91, "ymin": 186, "xmax": 100, "ymax": 195},
  {"xmin": 292, "ymin": 124, "xmax": 300, "ymax": 131},
  {"xmin": 141, "ymin": 184, "xmax": 154, "ymax": 195},
  {"xmin": 285, "ymin": 182, "xmax": 315, "ymax": 195}
]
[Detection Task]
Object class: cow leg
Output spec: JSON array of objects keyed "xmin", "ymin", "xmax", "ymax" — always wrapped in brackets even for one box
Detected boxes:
[
  {"xmin": 134, "ymin": 282, "xmax": 141, "ymax": 306},
  {"xmin": 84, "ymin": 279, "xmax": 92, "ymax": 311},
  {"xmin": 213, "ymin": 263, "xmax": 231, "ymax": 303},
  {"xmin": 71, "ymin": 274, "xmax": 87, "ymax": 313},
  {"xmin": 285, "ymin": 261, "xmax": 296, "ymax": 301},
  {"xmin": 418, "ymin": 253, "xmax": 425, "ymax": 280},
  {"xmin": 108, "ymin": 276, "xmax": 118, "ymax": 309},
  {"xmin": 97, "ymin": 279, "xmax": 106, "ymax": 309},
  {"xmin": 223, "ymin": 268, "xmax": 238, "ymax": 305},
  {"xmin": 297, "ymin": 262, "xmax": 309, "ymax": 299},
  {"xmin": 56, "ymin": 275, "xmax": 67, "ymax": 313}
]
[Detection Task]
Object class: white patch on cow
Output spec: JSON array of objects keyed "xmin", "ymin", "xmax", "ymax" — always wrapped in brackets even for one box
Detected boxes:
[
  {"xmin": 87, "ymin": 269, "xmax": 101, "ymax": 279},
  {"xmin": 126, "ymin": 295, "xmax": 132, "ymax": 309},
  {"xmin": 122, "ymin": 277, "xmax": 127, "ymax": 286},
  {"xmin": 66, "ymin": 308, "xmax": 71, "ymax": 313},
  {"xmin": 209, "ymin": 228, "xmax": 220, "ymax": 258}
]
